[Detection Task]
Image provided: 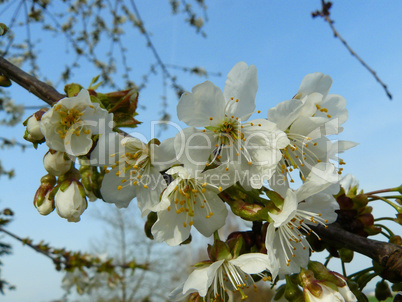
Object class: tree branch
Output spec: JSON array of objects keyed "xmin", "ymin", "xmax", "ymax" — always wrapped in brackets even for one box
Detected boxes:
[
  {"xmin": 311, "ymin": 223, "xmax": 402, "ymax": 282},
  {"xmin": 0, "ymin": 56, "xmax": 65, "ymax": 105}
]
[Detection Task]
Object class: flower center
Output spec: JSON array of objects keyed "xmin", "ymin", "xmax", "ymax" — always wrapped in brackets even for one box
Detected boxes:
[
  {"xmin": 55, "ymin": 105, "xmax": 86, "ymax": 139},
  {"xmin": 166, "ymin": 179, "xmax": 215, "ymax": 228},
  {"xmin": 105, "ymin": 147, "xmax": 152, "ymax": 191}
]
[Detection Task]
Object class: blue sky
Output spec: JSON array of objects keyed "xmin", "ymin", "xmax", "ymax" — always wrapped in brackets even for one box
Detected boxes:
[{"xmin": 0, "ymin": 1, "xmax": 401, "ymax": 301}]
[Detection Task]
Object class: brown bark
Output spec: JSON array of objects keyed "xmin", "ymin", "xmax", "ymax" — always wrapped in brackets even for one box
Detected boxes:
[
  {"xmin": 0, "ymin": 56, "xmax": 65, "ymax": 105},
  {"xmin": 311, "ymin": 223, "xmax": 402, "ymax": 282}
]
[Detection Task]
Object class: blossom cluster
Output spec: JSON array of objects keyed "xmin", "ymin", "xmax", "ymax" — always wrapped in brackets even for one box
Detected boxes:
[{"xmin": 25, "ymin": 62, "xmax": 358, "ymax": 301}]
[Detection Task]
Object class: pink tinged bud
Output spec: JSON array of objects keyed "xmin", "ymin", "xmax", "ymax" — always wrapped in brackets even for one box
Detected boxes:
[
  {"xmin": 207, "ymin": 240, "xmax": 231, "ymax": 262},
  {"xmin": 35, "ymin": 192, "xmax": 55, "ymax": 215},
  {"xmin": 55, "ymin": 181, "xmax": 87, "ymax": 222},
  {"xmin": 303, "ymin": 282, "xmax": 344, "ymax": 302},
  {"xmin": 27, "ymin": 115, "xmax": 44, "ymax": 140},
  {"xmin": 43, "ymin": 150, "xmax": 73, "ymax": 176},
  {"xmin": 33, "ymin": 174, "xmax": 57, "ymax": 215}
]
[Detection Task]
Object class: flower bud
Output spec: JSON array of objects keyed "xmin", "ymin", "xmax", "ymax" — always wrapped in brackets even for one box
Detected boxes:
[
  {"xmin": 375, "ymin": 280, "xmax": 392, "ymax": 301},
  {"xmin": 338, "ymin": 248, "xmax": 354, "ymax": 263},
  {"xmin": 144, "ymin": 212, "xmax": 157, "ymax": 240},
  {"xmin": 79, "ymin": 164, "xmax": 102, "ymax": 201},
  {"xmin": 207, "ymin": 239, "xmax": 231, "ymax": 262},
  {"xmin": 43, "ymin": 150, "xmax": 73, "ymax": 176},
  {"xmin": 226, "ymin": 233, "xmax": 245, "ymax": 258},
  {"xmin": 0, "ymin": 23, "xmax": 8, "ymax": 36},
  {"xmin": 284, "ymin": 275, "xmax": 304, "ymax": 302},
  {"xmin": 55, "ymin": 179, "xmax": 87, "ymax": 222},
  {"xmin": 305, "ymin": 264, "xmax": 357, "ymax": 302},
  {"xmin": 193, "ymin": 17, "xmax": 204, "ymax": 29},
  {"xmin": 0, "ymin": 75, "xmax": 11, "ymax": 87},
  {"xmin": 33, "ymin": 174, "xmax": 56, "ymax": 215},
  {"xmin": 308, "ymin": 262, "xmax": 345, "ymax": 288},
  {"xmin": 303, "ymin": 281, "xmax": 344, "ymax": 302},
  {"xmin": 23, "ymin": 108, "xmax": 48, "ymax": 145}
]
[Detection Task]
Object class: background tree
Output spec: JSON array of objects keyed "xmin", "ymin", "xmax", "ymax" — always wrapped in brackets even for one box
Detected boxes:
[{"xmin": 65, "ymin": 205, "xmax": 188, "ymax": 302}]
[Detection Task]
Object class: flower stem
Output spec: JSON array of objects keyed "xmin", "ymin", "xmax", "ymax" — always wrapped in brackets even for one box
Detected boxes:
[
  {"xmin": 366, "ymin": 187, "xmax": 399, "ymax": 196},
  {"xmin": 375, "ymin": 224, "xmax": 395, "ymax": 238},
  {"xmin": 369, "ymin": 195, "xmax": 402, "ymax": 213}
]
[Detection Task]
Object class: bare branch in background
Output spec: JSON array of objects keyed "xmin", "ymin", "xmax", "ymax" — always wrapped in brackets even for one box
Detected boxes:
[
  {"xmin": 312, "ymin": 0, "xmax": 393, "ymax": 100},
  {"xmin": 0, "ymin": 226, "xmax": 149, "ymax": 272}
]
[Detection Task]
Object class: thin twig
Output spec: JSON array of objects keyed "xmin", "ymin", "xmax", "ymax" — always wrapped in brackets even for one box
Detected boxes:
[
  {"xmin": 1, "ymin": 0, "xmax": 24, "ymax": 57},
  {"xmin": 128, "ymin": 0, "xmax": 182, "ymax": 94},
  {"xmin": 315, "ymin": 0, "xmax": 392, "ymax": 100},
  {"xmin": 0, "ymin": 137, "xmax": 32, "ymax": 148}
]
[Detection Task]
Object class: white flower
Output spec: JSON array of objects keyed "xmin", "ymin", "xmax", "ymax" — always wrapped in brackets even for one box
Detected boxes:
[
  {"xmin": 151, "ymin": 165, "xmax": 233, "ymax": 246},
  {"xmin": 93, "ymin": 133, "xmax": 175, "ymax": 216},
  {"xmin": 26, "ymin": 115, "xmax": 44, "ymax": 140},
  {"xmin": 265, "ymin": 163, "xmax": 340, "ymax": 276},
  {"xmin": 62, "ymin": 268, "xmax": 91, "ymax": 294},
  {"xmin": 55, "ymin": 181, "xmax": 87, "ymax": 222},
  {"xmin": 170, "ymin": 253, "xmax": 277, "ymax": 301},
  {"xmin": 175, "ymin": 62, "xmax": 289, "ymax": 189},
  {"xmin": 43, "ymin": 150, "xmax": 73, "ymax": 176},
  {"xmin": 267, "ymin": 73, "xmax": 357, "ymax": 191},
  {"xmin": 40, "ymin": 89, "xmax": 114, "ymax": 156}
]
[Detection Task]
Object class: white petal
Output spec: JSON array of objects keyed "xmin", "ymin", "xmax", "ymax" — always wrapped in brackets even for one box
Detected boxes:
[
  {"xmin": 269, "ymin": 170, "xmax": 289, "ymax": 198},
  {"xmin": 100, "ymin": 168, "xmax": 136, "ymax": 208},
  {"xmin": 177, "ymin": 81, "xmax": 225, "ymax": 127},
  {"xmin": 182, "ymin": 265, "xmax": 212, "ymax": 297},
  {"xmin": 65, "ymin": 129, "xmax": 93, "ymax": 156},
  {"xmin": 267, "ymin": 99, "xmax": 304, "ymax": 131},
  {"xmin": 299, "ymin": 92, "xmax": 324, "ymax": 117},
  {"xmin": 151, "ymin": 137, "xmax": 179, "ymax": 171},
  {"xmin": 193, "ymin": 190, "xmax": 227, "ymax": 237},
  {"xmin": 319, "ymin": 94, "xmax": 348, "ymax": 123},
  {"xmin": 136, "ymin": 168, "xmax": 166, "ymax": 215},
  {"xmin": 339, "ymin": 174, "xmax": 359, "ymax": 192},
  {"xmin": 61, "ymin": 89, "xmax": 92, "ymax": 109},
  {"xmin": 90, "ymin": 132, "xmax": 124, "ymax": 166},
  {"xmin": 297, "ymin": 73, "xmax": 332, "ymax": 99},
  {"xmin": 296, "ymin": 163, "xmax": 339, "ymax": 202},
  {"xmin": 43, "ymin": 124, "xmax": 66, "ymax": 152},
  {"xmin": 230, "ymin": 253, "xmax": 276, "ymax": 277},
  {"xmin": 168, "ymin": 284, "xmax": 186, "ymax": 301},
  {"xmin": 289, "ymin": 116, "xmax": 330, "ymax": 138},
  {"xmin": 224, "ymin": 62, "xmax": 258, "ymax": 118},
  {"xmin": 151, "ymin": 208, "xmax": 190, "ymax": 246},
  {"xmin": 201, "ymin": 164, "xmax": 237, "ymax": 190},
  {"xmin": 333, "ymin": 140, "xmax": 359, "ymax": 153},
  {"xmin": 269, "ymin": 189, "xmax": 298, "ymax": 228},
  {"xmin": 301, "ymin": 192, "xmax": 339, "ymax": 224},
  {"xmin": 174, "ymin": 127, "xmax": 215, "ymax": 168}
]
